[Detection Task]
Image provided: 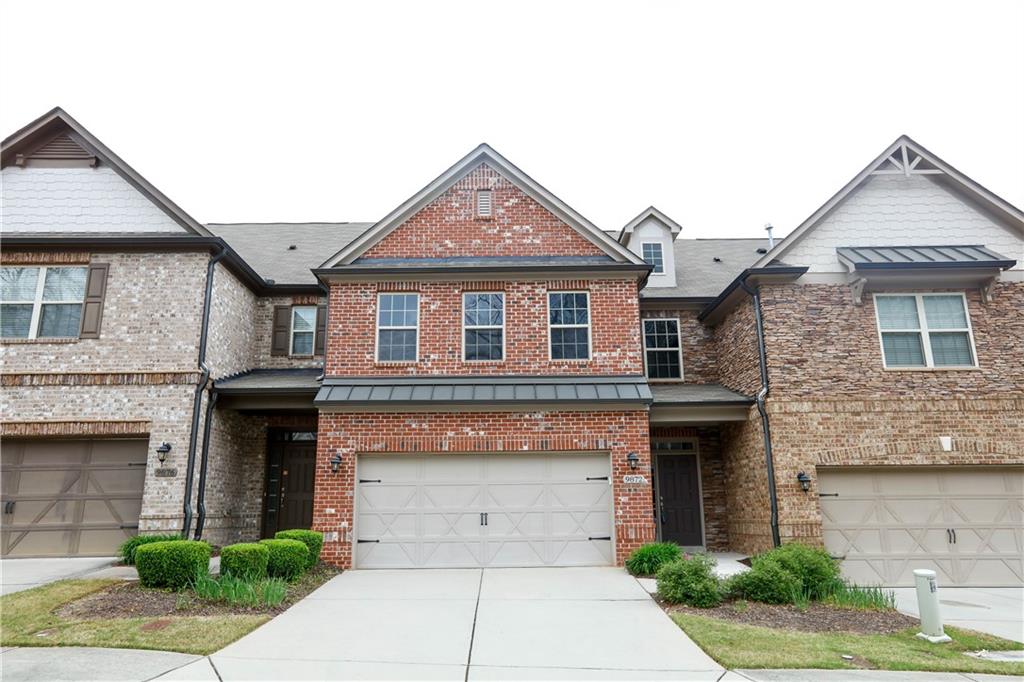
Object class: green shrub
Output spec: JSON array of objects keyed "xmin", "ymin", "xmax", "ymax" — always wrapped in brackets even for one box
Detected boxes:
[
  {"xmin": 823, "ymin": 582, "xmax": 896, "ymax": 610},
  {"xmin": 259, "ymin": 538, "xmax": 308, "ymax": 581},
  {"xmin": 655, "ymin": 554, "xmax": 722, "ymax": 608},
  {"xmin": 191, "ymin": 573, "xmax": 287, "ymax": 607},
  {"xmin": 729, "ymin": 556, "xmax": 801, "ymax": 604},
  {"xmin": 275, "ymin": 529, "xmax": 323, "ymax": 569},
  {"xmin": 118, "ymin": 533, "xmax": 180, "ymax": 565},
  {"xmin": 625, "ymin": 542, "xmax": 682, "ymax": 576},
  {"xmin": 764, "ymin": 543, "xmax": 840, "ymax": 599},
  {"xmin": 220, "ymin": 542, "xmax": 270, "ymax": 580},
  {"xmin": 135, "ymin": 540, "xmax": 211, "ymax": 590}
]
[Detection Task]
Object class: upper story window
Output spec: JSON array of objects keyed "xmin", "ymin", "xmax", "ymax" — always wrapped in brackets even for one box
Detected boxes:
[
  {"xmin": 643, "ymin": 318, "xmax": 682, "ymax": 380},
  {"xmin": 476, "ymin": 190, "xmax": 493, "ymax": 218},
  {"xmin": 641, "ymin": 242, "xmax": 665, "ymax": 274},
  {"xmin": 377, "ymin": 293, "xmax": 419, "ymax": 362},
  {"xmin": 463, "ymin": 292, "xmax": 504, "ymax": 361},
  {"xmin": 548, "ymin": 292, "xmax": 590, "ymax": 360},
  {"xmin": 874, "ymin": 293, "xmax": 977, "ymax": 368},
  {"xmin": 1, "ymin": 266, "xmax": 87, "ymax": 339},
  {"xmin": 290, "ymin": 306, "xmax": 317, "ymax": 356}
]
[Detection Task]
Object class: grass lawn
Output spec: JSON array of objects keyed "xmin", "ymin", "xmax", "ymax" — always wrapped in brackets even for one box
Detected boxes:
[
  {"xmin": 673, "ymin": 612, "xmax": 1024, "ymax": 675},
  {"xmin": 1, "ymin": 579, "xmax": 268, "ymax": 655}
]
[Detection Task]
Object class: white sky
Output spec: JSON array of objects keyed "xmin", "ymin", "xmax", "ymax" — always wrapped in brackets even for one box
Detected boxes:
[{"xmin": 2, "ymin": 0, "xmax": 1022, "ymax": 240}]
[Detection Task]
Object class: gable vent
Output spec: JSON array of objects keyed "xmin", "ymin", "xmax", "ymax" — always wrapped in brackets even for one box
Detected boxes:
[
  {"xmin": 476, "ymin": 190, "xmax": 493, "ymax": 218},
  {"xmin": 16, "ymin": 134, "xmax": 97, "ymax": 167}
]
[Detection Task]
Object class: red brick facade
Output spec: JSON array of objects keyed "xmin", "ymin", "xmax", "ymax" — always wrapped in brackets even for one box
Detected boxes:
[{"xmin": 313, "ymin": 410, "xmax": 655, "ymax": 567}]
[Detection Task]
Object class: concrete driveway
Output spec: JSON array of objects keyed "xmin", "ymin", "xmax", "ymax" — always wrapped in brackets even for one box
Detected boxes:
[
  {"xmin": 203, "ymin": 567, "xmax": 723, "ymax": 680},
  {"xmin": 0, "ymin": 557, "xmax": 117, "ymax": 595},
  {"xmin": 893, "ymin": 586, "xmax": 1024, "ymax": 643}
]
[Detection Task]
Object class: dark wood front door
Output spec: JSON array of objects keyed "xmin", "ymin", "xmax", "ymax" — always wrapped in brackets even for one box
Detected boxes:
[
  {"xmin": 656, "ymin": 454, "xmax": 703, "ymax": 546},
  {"xmin": 263, "ymin": 433, "xmax": 316, "ymax": 537}
]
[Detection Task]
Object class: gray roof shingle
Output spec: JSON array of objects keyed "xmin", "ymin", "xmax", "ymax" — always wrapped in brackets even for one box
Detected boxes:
[
  {"xmin": 214, "ymin": 368, "xmax": 322, "ymax": 393},
  {"xmin": 642, "ymin": 239, "xmax": 774, "ymax": 298},
  {"xmin": 649, "ymin": 383, "xmax": 753, "ymax": 404}
]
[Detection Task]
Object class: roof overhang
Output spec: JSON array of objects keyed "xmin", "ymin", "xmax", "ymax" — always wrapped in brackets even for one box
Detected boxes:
[
  {"xmin": 640, "ymin": 296, "xmax": 715, "ymax": 311},
  {"xmin": 321, "ymin": 144, "xmax": 646, "ymax": 268},
  {"xmin": 649, "ymin": 404, "xmax": 752, "ymax": 424},
  {"xmin": 698, "ymin": 266, "xmax": 809, "ymax": 324},
  {"xmin": 314, "ymin": 262, "xmax": 651, "ymax": 284}
]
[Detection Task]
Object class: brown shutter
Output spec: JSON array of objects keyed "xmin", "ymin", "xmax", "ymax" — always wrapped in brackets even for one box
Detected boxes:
[
  {"xmin": 271, "ymin": 305, "xmax": 292, "ymax": 356},
  {"xmin": 78, "ymin": 263, "xmax": 109, "ymax": 339},
  {"xmin": 314, "ymin": 305, "xmax": 327, "ymax": 356}
]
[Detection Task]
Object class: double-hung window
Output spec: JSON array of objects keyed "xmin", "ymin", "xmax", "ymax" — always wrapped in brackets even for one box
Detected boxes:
[
  {"xmin": 377, "ymin": 293, "xmax": 418, "ymax": 362},
  {"xmin": 874, "ymin": 293, "xmax": 977, "ymax": 368},
  {"xmin": 641, "ymin": 243, "xmax": 665, "ymax": 274},
  {"xmin": 643, "ymin": 318, "xmax": 683, "ymax": 379},
  {"xmin": 1, "ymin": 266, "xmax": 88, "ymax": 339},
  {"xmin": 548, "ymin": 292, "xmax": 590, "ymax": 360},
  {"xmin": 290, "ymin": 306, "xmax": 317, "ymax": 355},
  {"xmin": 463, "ymin": 292, "xmax": 504, "ymax": 361}
]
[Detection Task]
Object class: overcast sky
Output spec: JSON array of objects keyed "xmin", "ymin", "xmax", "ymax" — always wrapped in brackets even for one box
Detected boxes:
[{"xmin": 2, "ymin": 0, "xmax": 1022, "ymax": 239}]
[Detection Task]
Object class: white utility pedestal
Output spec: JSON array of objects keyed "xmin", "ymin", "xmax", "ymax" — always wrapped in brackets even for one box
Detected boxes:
[{"xmin": 913, "ymin": 568, "xmax": 952, "ymax": 643}]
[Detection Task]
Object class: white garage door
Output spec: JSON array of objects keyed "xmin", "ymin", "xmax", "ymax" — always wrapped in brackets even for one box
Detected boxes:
[
  {"xmin": 819, "ymin": 467, "xmax": 1024, "ymax": 587},
  {"xmin": 355, "ymin": 453, "xmax": 614, "ymax": 568}
]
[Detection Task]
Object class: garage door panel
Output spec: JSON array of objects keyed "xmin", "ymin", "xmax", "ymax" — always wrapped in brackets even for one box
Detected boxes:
[
  {"xmin": 549, "ymin": 539, "xmax": 614, "ymax": 566},
  {"xmin": 486, "ymin": 540, "xmax": 546, "ymax": 566},
  {"xmin": 487, "ymin": 511, "xmax": 545, "ymax": 535},
  {"xmin": 421, "ymin": 485, "xmax": 482, "ymax": 509},
  {"xmin": 88, "ymin": 469, "xmax": 146, "ymax": 494},
  {"xmin": 820, "ymin": 467, "xmax": 1024, "ymax": 587},
  {"xmin": 12, "ymin": 470, "xmax": 82, "ymax": 494},
  {"xmin": 422, "ymin": 511, "xmax": 482, "ymax": 537}
]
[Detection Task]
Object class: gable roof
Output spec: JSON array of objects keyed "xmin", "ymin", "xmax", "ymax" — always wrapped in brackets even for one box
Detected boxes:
[
  {"xmin": 751, "ymin": 135, "xmax": 1024, "ymax": 269},
  {"xmin": 2, "ymin": 107, "xmax": 211, "ymax": 236},
  {"xmin": 617, "ymin": 206, "xmax": 683, "ymax": 245},
  {"xmin": 321, "ymin": 143, "xmax": 645, "ymax": 267}
]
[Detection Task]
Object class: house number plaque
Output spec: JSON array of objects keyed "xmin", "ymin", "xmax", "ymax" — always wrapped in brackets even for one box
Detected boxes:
[{"xmin": 622, "ymin": 474, "xmax": 648, "ymax": 485}]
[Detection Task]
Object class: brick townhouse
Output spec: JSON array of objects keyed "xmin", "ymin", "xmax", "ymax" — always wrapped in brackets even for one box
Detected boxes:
[{"xmin": 1, "ymin": 108, "xmax": 1021, "ymax": 586}]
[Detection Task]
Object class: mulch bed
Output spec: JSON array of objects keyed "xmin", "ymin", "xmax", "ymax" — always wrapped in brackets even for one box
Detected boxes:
[
  {"xmin": 665, "ymin": 599, "xmax": 918, "ymax": 635},
  {"xmin": 57, "ymin": 563, "xmax": 341, "ymax": 620}
]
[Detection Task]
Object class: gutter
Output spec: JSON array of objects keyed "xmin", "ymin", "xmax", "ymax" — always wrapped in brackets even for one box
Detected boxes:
[
  {"xmin": 193, "ymin": 390, "xmax": 218, "ymax": 540},
  {"xmin": 739, "ymin": 279, "xmax": 782, "ymax": 548},
  {"xmin": 698, "ymin": 266, "xmax": 808, "ymax": 322},
  {"xmin": 182, "ymin": 245, "xmax": 227, "ymax": 537}
]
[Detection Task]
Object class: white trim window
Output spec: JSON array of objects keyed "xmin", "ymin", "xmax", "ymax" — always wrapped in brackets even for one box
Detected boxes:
[
  {"xmin": 873, "ymin": 293, "xmax": 977, "ymax": 368},
  {"xmin": 641, "ymin": 242, "xmax": 665, "ymax": 274},
  {"xmin": 376, "ymin": 293, "xmax": 419, "ymax": 362},
  {"xmin": 463, "ymin": 292, "xmax": 504, "ymax": 361},
  {"xmin": 290, "ymin": 305, "xmax": 317, "ymax": 356},
  {"xmin": 1, "ymin": 266, "xmax": 87, "ymax": 339},
  {"xmin": 548, "ymin": 291, "xmax": 590, "ymax": 360},
  {"xmin": 643, "ymin": 318, "xmax": 683, "ymax": 380}
]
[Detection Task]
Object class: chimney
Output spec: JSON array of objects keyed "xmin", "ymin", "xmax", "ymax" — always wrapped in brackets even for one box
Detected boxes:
[{"xmin": 764, "ymin": 223, "xmax": 775, "ymax": 249}]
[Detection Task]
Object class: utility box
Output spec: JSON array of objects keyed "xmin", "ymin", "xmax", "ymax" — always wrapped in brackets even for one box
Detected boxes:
[{"xmin": 914, "ymin": 569, "xmax": 952, "ymax": 643}]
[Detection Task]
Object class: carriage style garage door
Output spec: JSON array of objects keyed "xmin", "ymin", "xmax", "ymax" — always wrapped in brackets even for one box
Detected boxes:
[
  {"xmin": 819, "ymin": 467, "xmax": 1024, "ymax": 587},
  {"xmin": 356, "ymin": 453, "xmax": 614, "ymax": 568},
  {"xmin": 1, "ymin": 439, "xmax": 148, "ymax": 558}
]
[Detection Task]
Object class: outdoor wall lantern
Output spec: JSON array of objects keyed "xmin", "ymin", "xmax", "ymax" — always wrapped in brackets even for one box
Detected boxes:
[
  {"xmin": 796, "ymin": 471, "xmax": 812, "ymax": 492},
  {"xmin": 329, "ymin": 453, "xmax": 343, "ymax": 473},
  {"xmin": 155, "ymin": 442, "xmax": 172, "ymax": 465},
  {"xmin": 626, "ymin": 452, "xmax": 640, "ymax": 470}
]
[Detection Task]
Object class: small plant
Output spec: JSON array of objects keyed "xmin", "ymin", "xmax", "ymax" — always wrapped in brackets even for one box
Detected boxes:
[
  {"xmin": 764, "ymin": 543, "xmax": 841, "ymax": 599},
  {"xmin": 731, "ymin": 599, "xmax": 749, "ymax": 613},
  {"xmin": 221, "ymin": 542, "xmax": 270, "ymax": 580},
  {"xmin": 275, "ymin": 529, "xmax": 324, "ymax": 569},
  {"xmin": 625, "ymin": 542, "xmax": 682, "ymax": 576},
  {"xmin": 191, "ymin": 572, "xmax": 287, "ymax": 607},
  {"xmin": 823, "ymin": 582, "xmax": 897, "ymax": 610},
  {"xmin": 260, "ymin": 538, "xmax": 309, "ymax": 581},
  {"xmin": 655, "ymin": 554, "xmax": 722, "ymax": 608},
  {"xmin": 729, "ymin": 556, "xmax": 801, "ymax": 604},
  {"xmin": 118, "ymin": 533, "xmax": 180, "ymax": 565},
  {"xmin": 135, "ymin": 540, "xmax": 211, "ymax": 590}
]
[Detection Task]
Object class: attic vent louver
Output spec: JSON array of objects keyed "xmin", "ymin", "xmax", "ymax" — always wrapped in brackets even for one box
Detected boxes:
[{"xmin": 476, "ymin": 190, "xmax": 493, "ymax": 218}]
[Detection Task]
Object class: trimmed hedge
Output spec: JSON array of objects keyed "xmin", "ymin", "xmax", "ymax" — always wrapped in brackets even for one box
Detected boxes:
[
  {"xmin": 728, "ymin": 556, "xmax": 801, "ymax": 604},
  {"xmin": 275, "ymin": 529, "xmax": 323, "ymax": 569},
  {"xmin": 119, "ymin": 533, "xmax": 181, "ymax": 566},
  {"xmin": 765, "ymin": 543, "xmax": 840, "ymax": 599},
  {"xmin": 656, "ymin": 554, "xmax": 722, "ymax": 608},
  {"xmin": 625, "ymin": 542, "xmax": 682, "ymax": 576},
  {"xmin": 260, "ymin": 538, "xmax": 308, "ymax": 581},
  {"xmin": 135, "ymin": 540, "xmax": 211, "ymax": 589},
  {"xmin": 220, "ymin": 542, "xmax": 270, "ymax": 580}
]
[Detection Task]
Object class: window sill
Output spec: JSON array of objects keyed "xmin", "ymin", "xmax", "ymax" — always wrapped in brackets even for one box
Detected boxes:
[
  {"xmin": 648, "ymin": 377, "xmax": 685, "ymax": 383},
  {"xmin": 374, "ymin": 361, "xmax": 418, "ymax": 366},
  {"xmin": 883, "ymin": 366, "xmax": 980, "ymax": 372},
  {"xmin": 1, "ymin": 337, "xmax": 80, "ymax": 345}
]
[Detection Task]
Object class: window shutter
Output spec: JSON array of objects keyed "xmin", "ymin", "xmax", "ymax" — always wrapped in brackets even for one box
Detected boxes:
[
  {"xmin": 271, "ymin": 305, "xmax": 291, "ymax": 356},
  {"xmin": 314, "ymin": 305, "xmax": 327, "ymax": 356},
  {"xmin": 78, "ymin": 263, "xmax": 109, "ymax": 339}
]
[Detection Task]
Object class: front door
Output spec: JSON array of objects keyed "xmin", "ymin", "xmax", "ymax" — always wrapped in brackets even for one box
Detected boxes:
[
  {"xmin": 656, "ymin": 454, "xmax": 703, "ymax": 547},
  {"xmin": 262, "ymin": 431, "xmax": 316, "ymax": 537}
]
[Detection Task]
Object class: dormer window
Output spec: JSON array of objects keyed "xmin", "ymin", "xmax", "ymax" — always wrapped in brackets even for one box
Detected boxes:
[
  {"xmin": 476, "ymin": 190, "xmax": 493, "ymax": 218},
  {"xmin": 642, "ymin": 242, "xmax": 665, "ymax": 274}
]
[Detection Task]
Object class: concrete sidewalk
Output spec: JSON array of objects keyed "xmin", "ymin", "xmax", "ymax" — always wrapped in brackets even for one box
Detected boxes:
[
  {"xmin": 893, "ymin": 587, "xmax": 1024, "ymax": 643},
  {"xmin": 0, "ymin": 557, "xmax": 117, "ymax": 595}
]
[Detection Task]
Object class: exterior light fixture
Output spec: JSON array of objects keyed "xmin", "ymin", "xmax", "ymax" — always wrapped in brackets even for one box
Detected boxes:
[
  {"xmin": 626, "ymin": 452, "xmax": 640, "ymax": 470},
  {"xmin": 796, "ymin": 471, "xmax": 812, "ymax": 493},
  {"xmin": 329, "ymin": 453, "xmax": 343, "ymax": 474},
  {"xmin": 156, "ymin": 442, "xmax": 172, "ymax": 465}
]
